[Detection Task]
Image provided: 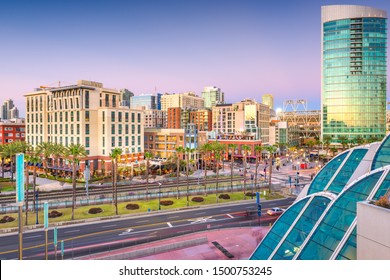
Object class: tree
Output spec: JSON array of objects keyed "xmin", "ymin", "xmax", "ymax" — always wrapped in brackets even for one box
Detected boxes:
[
  {"xmin": 65, "ymin": 144, "xmax": 87, "ymax": 220},
  {"xmin": 199, "ymin": 143, "xmax": 212, "ymax": 196},
  {"xmin": 175, "ymin": 146, "xmax": 185, "ymax": 199},
  {"xmin": 185, "ymin": 147, "xmax": 194, "ymax": 206},
  {"xmin": 254, "ymin": 145, "xmax": 264, "ymax": 192},
  {"xmin": 51, "ymin": 143, "xmax": 65, "ymax": 179},
  {"xmin": 0, "ymin": 145, "xmax": 4, "ymax": 178},
  {"xmin": 228, "ymin": 143, "xmax": 238, "ymax": 193},
  {"xmin": 37, "ymin": 142, "xmax": 53, "ymax": 177},
  {"xmin": 338, "ymin": 135, "xmax": 348, "ymax": 150},
  {"xmin": 28, "ymin": 148, "xmax": 41, "ymax": 215},
  {"xmin": 355, "ymin": 135, "xmax": 365, "ymax": 146},
  {"xmin": 110, "ymin": 148, "xmax": 123, "ymax": 215},
  {"xmin": 144, "ymin": 151, "xmax": 154, "ymax": 201},
  {"xmin": 2, "ymin": 141, "xmax": 20, "ymax": 181},
  {"xmin": 265, "ymin": 145, "xmax": 278, "ymax": 193},
  {"xmin": 242, "ymin": 145, "xmax": 251, "ymax": 198},
  {"xmin": 211, "ymin": 142, "xmax": 225, "ymax": 202}
]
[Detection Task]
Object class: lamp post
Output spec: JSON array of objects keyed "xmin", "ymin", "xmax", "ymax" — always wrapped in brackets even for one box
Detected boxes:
[
  {"xmin": 16, "ymin": 153, "xmax": 25, "ymax": 260},
  {"xmin": 53, "ymin": 227, "xmax": 58, "ymax": 260},
  {"xmin": 44, "ymin": 201, "xmax": 49, "ymax": 260},
  {"xmin": 35, "ymin": 191, "xmax": 39, "ymax": 224},
  {"xmin": 158, "ymin": 182, "xmax": 162, "ymax": 210}
]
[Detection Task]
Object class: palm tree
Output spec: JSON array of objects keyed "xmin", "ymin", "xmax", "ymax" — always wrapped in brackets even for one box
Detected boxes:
[
  {"xmin": 185, "ymin": 147, "xmax": 194, "ymax": 206},
  {"xmin": 211, "ymin": 142, "xmax": 225, "ymax": 202},
  {"xmin": 228, "ymin": 143, "xmax": 237, "ymax": 192},
  {"xmin": 199, "ymin": 143, "xmax": 212, "ymax": 195},
  {"xmin": 110, "ymin": 148, "xmax": 123, "ymax": 215},
  {"xmin": 29, "ymin": 148, "xmax": 41, "ymax": 214},
  {"xmin": 338, "ymin": 135, "xmax": 349, "ymax": 150},
  {"xmin": 0, "ymin": 145, "xmax": 5, "ymax": 178},
  {"xmin": 355, "ymin": 135, "xmax": 365, "ymax": 146},
  {"xmin": 65, "ymin": 143, "xmax": 87, "ymax": 220},
  {"xmin": 37, "ymin": 142, "xmax": 53, "ymax": 177},
  {"xmin": 19, "ymin": 142, "xmax": 32, "ymax": 225},
  {"xmin": 265, "ymin": 145, "xmax": 278, "ymax": 193},
  {"xmin": 51, "ymin": 143, "xmax": 65, "ymax": 179},
  {"xmin": 323, "ymin": 135, "xmax": 332, "ymax": 161},
  {"xmin": 175, "ymin": 146, "xmax": 185, "ymax": 199},
  {"xmin": 144, "ymin": 151, "xmax": 154, "ymax": 201},
  {"xmin": 242, "ymin": 145, "xmax": 251, "ymax": 198},
  {"xmin": 2, "ymin": 141, "xmax": 19, "ymax": 181},
  {"xmin": 254, "ymin": 145, "xmax": 264, "ymax": 193}
]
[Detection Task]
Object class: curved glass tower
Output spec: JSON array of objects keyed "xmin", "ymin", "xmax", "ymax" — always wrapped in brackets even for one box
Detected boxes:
[{"xmin": 321, "ymin": 5, "xmax": 387, "ymax": 143}]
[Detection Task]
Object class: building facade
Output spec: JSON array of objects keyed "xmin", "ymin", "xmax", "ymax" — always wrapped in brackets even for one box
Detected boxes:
[
  {"xmin": 131, "ymin": 94, "xmax": 157, "ymax": 110},
  {"xmin": 0, "ymin": 119, "xmax": 25, "ymax": 144},
  {"xmin": 322, "ymin": 5, "xmax": 387, "ymax": 143},
  {"xmin": 144, "ymin": 109, "xmax": 167, "ymax": 128},
  {"xmin": 202, "ymin": 86, "xmax": 224, "ymax": 109},
  {"xmin": 1, "ymin": 99, "xmax": 19, "ymax": 120},
  {"xmin": 189, "ymin": 109, "xmax": 212, "ymax": 131},
  {"xmin": 161, "ymin": 92, "xmax": 204, "ymax": 111},
  {"xmin": 144, "ymin": 128, "xmax": 207, "ymax": 159},
  {"xmin": 212, "ymin": 99, "xmax": 270, "ymax": 144},
  {"xmin": 25, "ymin": 80, "xmax": 144, "ymax": 172},
  {"xmin": 167, "ymin": 107, "xmax": 182, "ymax": 129},
  {"xmin": 262, "ymin": 94, "xmax": 274, "ymax": 110}
]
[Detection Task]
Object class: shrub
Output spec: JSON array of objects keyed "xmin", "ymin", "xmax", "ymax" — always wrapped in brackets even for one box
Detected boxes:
[
  {"xmin": 0, "ymin": 216, "xmax": 15, "ymax": 223},
  {"xmin": 48, "ymin": 210, "xmax": 63, "ymax": 218},
  {"xmin": 88, "ymin": 207, "xmax": 103, "ymax": 214},
  {"xmin": 219, "ymin": 194, "xmax": 230, "ymax": 200},
  {"xmin": 160, "ymin": 200, "xmax": 174, "ymax": 206},
  {"xmin": 126, "ymin": 203, "xmax": 140, "ymax": 210},
  {"xmin": 191, "ymin": 197, "xmax": 204, "ymax": 202},
  {"xmin": 375, "ymin": 195, "xmax": 390, "ymax": 209},
  {"xmin": 245, "ymin": 192, "xmax": 256, "ymax": 197}
]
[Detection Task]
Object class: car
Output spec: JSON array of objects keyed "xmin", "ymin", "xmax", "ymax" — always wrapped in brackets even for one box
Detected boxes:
[{"xmin": 267, "ymin": 207, "xmax": 285, "ymax": 216}]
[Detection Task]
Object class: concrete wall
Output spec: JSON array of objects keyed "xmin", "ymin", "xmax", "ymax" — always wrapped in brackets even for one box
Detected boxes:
[{"xmin": 357, "ymin": 201, "xmax": 390, "ymax": 260}]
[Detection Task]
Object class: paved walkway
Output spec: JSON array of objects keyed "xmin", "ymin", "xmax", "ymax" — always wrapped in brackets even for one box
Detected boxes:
[{"xmin": 82, "ymin": 226, "xmax": 269, "ymax": 260}]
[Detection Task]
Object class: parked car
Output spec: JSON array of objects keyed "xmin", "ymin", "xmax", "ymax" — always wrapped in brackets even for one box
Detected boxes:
[{"xmin": 267, "ymin": 207, "xmax": 285, "ymax": 216}]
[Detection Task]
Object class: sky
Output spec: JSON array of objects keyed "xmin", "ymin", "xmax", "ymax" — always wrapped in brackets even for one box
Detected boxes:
[{"xmin": 1, "ymin": 0, "xmax": 389, "ymax": 115}]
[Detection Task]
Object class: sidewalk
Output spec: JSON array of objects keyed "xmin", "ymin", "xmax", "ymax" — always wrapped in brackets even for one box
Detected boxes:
[{"xmin": 81, "ymin": 226, "xmax": 269, "ymax": 260}]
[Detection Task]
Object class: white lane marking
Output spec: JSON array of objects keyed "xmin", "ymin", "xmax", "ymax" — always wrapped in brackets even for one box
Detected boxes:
[
  {"xmin": 227, "ymin": 214, "xmax": 234, "ymax": 218},
  {"xmin": 118, "ymin": 229, "xmax": 134, "ymax": 236},
  {"xmin": 24, "ymin": 235, "xmax": 41, "ymax": 239},
  {"xmin": 167, "ymin": 222, "xmax": 173, "ymax": 228},
  {"xmin": 64, "ymin": 230, "xmax": 80, "ymax": 234},
  {"xmin": 102, "ymin": 224, "xmax": 116, "ymax": 228},
  {"xmin": 135, "ymin": 220, "xmax": 149, "ymax": 224}
]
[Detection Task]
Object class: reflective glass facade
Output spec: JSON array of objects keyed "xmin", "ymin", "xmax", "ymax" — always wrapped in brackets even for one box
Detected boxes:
[{"xmin": 322, "ymin": 8, "xmax": 387, "ymax": 142}]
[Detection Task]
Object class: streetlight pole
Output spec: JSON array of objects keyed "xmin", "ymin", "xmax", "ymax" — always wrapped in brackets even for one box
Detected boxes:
[
  {"xmin": 158, "ymin": 182, "xmax": 161, "ymax": 210},
  {"xmin": 35, "ymin": 191, "xmax": 39, "ymax": 224}
]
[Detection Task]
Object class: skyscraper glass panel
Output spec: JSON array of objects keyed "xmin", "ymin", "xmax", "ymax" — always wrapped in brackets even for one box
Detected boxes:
[{"xmin": 322, "ymin": 5, "xmax": 387, "ymax": 143}]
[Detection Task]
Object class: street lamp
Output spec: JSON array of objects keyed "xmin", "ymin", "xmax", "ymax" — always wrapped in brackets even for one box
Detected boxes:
[
  {"xmin": 158, "ymin": 182, "xmax": 162, "ymax": 210},
  {"xmin": 35, "ymin": 190, "xmax": 39, "ymax": 224}
]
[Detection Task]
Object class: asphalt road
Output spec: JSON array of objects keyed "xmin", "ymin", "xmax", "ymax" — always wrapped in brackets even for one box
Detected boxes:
[{"xmin": 0, "ymin": 197, "xmax": 295, "ymax": 260}]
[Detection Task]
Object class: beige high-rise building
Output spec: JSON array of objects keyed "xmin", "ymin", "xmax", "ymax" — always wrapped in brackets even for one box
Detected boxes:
[
  {"xmin": 25, "ymin": 80, "xmax": 144, "ymax": 173},
  {"xmin": 212, "ymin": 98, "xmax": 270, "ymax": 144},
  {"xmin": 262, "ymin": 94, "xmax": 274, "ymax": 110},
  {"xmin": 161, "ymin": 92, "xmax": 204, "ymax": 111}
]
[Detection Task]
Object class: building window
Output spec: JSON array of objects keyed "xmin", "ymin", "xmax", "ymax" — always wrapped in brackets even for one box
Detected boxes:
[
  {"xmin": 132, "ymin": 113, "xmax": 135, "ymax": 122},
  {"xmin": 132, "ymin": 124, "xmax": 135, "ymax": 134},
  {"xmin": 118, "ymin": 136, "xmax": 122, "ymax": 146},
  {"xmin": 125, "ymin": 136, "xmax": 129, "ymax": 146},
  {"xmin": 138, "ymin": 113, "xmax": 141, "ymax": 122},
  {"xmin": 85, "ymin": 137, "xmax": 90, "ymax": 148},
  {"xmin": 76, "ymin": 124, "xmax": 80, "ymax": 134},
  {"xmin": 102, "ymin": 124, "xmax": 105, "ymax": 134},
  {"xmin": 125, "ymin": 112, "xmax": 129, "ymax": 122},
  {"xmin": 118, "ymin": 112, "xmax": 122, "ymax": 122},
  {"xmin": 85, "ymin": 124, "xmax": 90, "ymax": 135},
  {"xmin": 111, "ymin": 137, "xmax": 115, "ymax": 147},
  {"xmin": 111, "ymin": 124, "xmax": 115, "ymax": 134},
  {"xmin": 118, "ymin": 124, "xmax": 122, "ymax": 134},
  {"xmin": 65, "ymin": 124, "xmax": 68, "ymax": 134},
  {"xmin": 65, "ymin": 112, "xmax": 68, "ymax": 122},
  {"xmin": 102, "ymin": 111, "xmax": 105, "ymax": 122},
  {"xmin": 112, "ymin": 95, "xmax": 116, "ymax": 107},
  {"xmin": 85, "ymin": 90, "xmax": 90, "ymax": 109},
  {"xmin": 85, "ymin": 111, "xmax": 90, "ymax": 122},
  {"xmin": 125, "ymin": 124, "xmax": 129, "ymax": 134},
  {"xmin": 138, "ymin": 125, "xmax": 141, "ymax": 134},
  {"xmin": 77, "ymin": 111, "xmax": 80, "ymax": 122},
  {"xmin": 111, "ymin": 111, "xmax": 115, "ymax": 122},
  {"xmin": 105, "ymin": 94, "xmax": 109, "ymax": 107}
]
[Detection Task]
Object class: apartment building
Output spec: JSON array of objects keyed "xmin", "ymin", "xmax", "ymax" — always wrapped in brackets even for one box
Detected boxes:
[
  {"xmin": 25, "ymin": 80, "xmax": 144, "ymax": 172},
  {"xmin": 202, "ymin": 86, "xmax": 224, "ymax": 109},
  {"xmin": 189, "ymin": 109, "xmax": 212, "ymax": 131},
  {"xmin": 144, "ymin": 109, "xmax": 167, "ymax": 128},
  {"xmin": 0, "ymin": 118, "xmax": 25, "ymax": 144},
  {"xmin": 161, "ymin": 92, "xmax": 204, "ymax": 111},
  {"xmin": 212, "ymin": 99, "xmax": 270, "ymax": 144}
]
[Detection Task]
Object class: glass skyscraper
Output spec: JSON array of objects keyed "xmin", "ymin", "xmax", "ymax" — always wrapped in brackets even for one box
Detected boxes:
[{"xmin": 321, "ymin": 5, "xmax": 387, "ymax": 143}]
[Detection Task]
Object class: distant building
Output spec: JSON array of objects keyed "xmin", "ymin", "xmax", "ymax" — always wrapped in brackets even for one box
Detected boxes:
[
  {"xmin": 262, "ymin": 94, "xmax": 274, "ymax": 110},
  {"xmin": 1, "ymin": 99, "xmax": 19, "ymax": 120},
  {"xmin": 167, "ymin": 107, "xmax": 182, "ymax": 129},
  {"xmin": 0, "ymin": 118, "xmax": 25, "ymax": 144},
  {"xmin": 144, "ymin": 108, "xmax": 167, "ymax": 128},
  {"xmin": 189, "ymin": 109, "xmax": 212, "ymax": 131},
  {"xmin": 212, "ymin": 98, "xmax": 270, "ymax": 144},
  {"xmin": 161, "ymin": 92, "xmax": 204, "ymax": 111},
  {"xmin": 131, "ymin": 94, "xmax": 158, "ymax": 110},
  {"xmin": 144, "ymin": 128, "xmax": 207, "ymax": 159},
  {"xmin": 269, "ymin": 120, "xmax": 288, "ymax": 145},
  {"xmin": 120, "ymin": 88, "xmax": 134, "ymax": 107},
  {"xmin": 202, "ymin": 86, "xmax": 224, "ymax": 109}
]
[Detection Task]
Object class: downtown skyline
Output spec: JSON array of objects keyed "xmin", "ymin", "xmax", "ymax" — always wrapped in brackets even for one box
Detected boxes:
[{"xmin": 1, "ymin": 0, "xmax": 390, "ymax": 115}]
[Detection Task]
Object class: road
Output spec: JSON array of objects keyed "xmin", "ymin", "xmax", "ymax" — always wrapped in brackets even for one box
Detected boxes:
[{"xmin": 0, "ymin": 197, "xmax": 295, "ymax": 260}]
